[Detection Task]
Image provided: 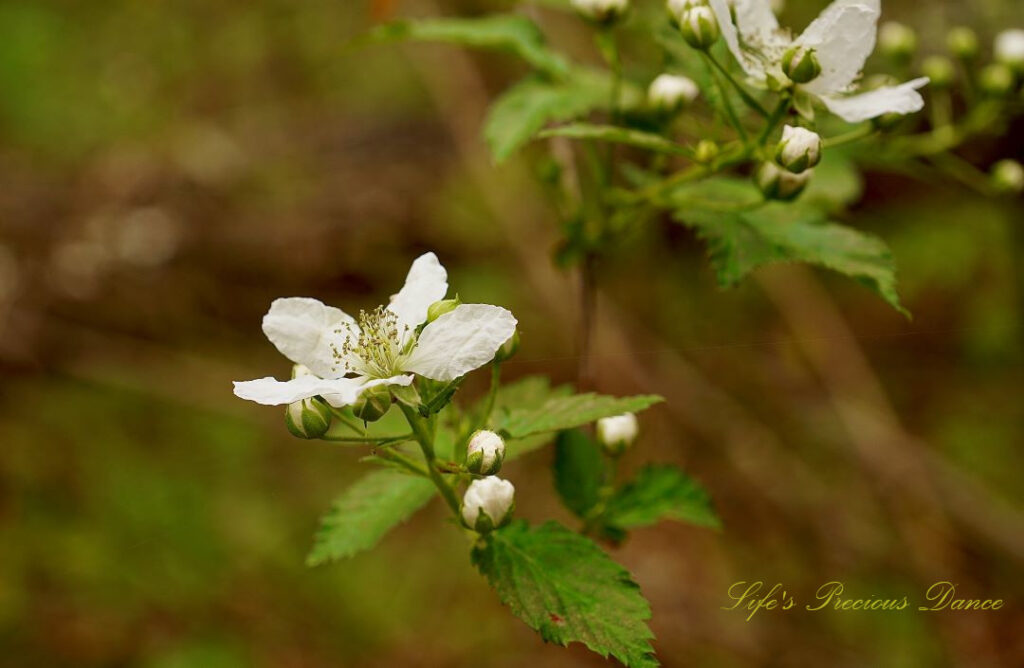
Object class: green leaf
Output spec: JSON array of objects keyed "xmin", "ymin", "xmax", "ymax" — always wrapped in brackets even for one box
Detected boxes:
[
  {"xmin": 675, "ymin": 202, "xmax": 907, "ymax": 315},
  {"xmin": 307, "ymin": 471, "xmax": 435, "ymax": 566},
  {"xmin": 484, "ymin": 72, "xmax": 613, "ymax": 163},
  {"xmin": 538, "ymin": 123, "xmax": 691, "ymax": 156},
  {"xmin": 472, "ymin": 521, "xmax": 658, "ymax": 668},
  {"xmin": 497, "ymin": 393, "xmax": 664, "ymax": 439},
  {"xmin": 656, "ymin": 176, "xmax": 763, "ymax": 210},
  {"xmin": 369, "ymin": 14, "xmax": 568, "ymax": 76},
  {"xmin": 553, "ymin": 430, "xmax": 605, "ymax": 518},
  {"xmin": 605, "ymin": 465, "xmax": 721, "ymax": 530},
  {"xmin": 484, "ymin": 376, "xmax": 573, "ymax": 461}
]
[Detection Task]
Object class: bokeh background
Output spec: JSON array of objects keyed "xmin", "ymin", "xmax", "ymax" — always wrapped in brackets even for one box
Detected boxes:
[{"xmin": 1, "ymin": 0, "xmax": 1022, "ymax": 666}]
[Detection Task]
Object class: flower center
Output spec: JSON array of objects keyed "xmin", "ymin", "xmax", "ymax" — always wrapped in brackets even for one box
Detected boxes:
[{"xmin": 341, "ymin": 306, "xmax": 411, "ymax": 378}]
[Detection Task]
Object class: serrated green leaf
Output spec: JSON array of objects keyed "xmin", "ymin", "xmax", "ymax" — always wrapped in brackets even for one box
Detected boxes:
[
  {"xmin": 497, "ymin": 393, "xmax": 664, "ymax": 439},
  {"xmin": 656, "ymin": 176, "xmax": 763, "ymax": 210},
  {"xmin": 553, "ymin": 430, "xmax": 605, "ymax": 518},
  {"xmin": 472, "ymin": 521, "xmax": 658, "ymax": 668},
  {"xmin": 484, "ymin": 73, "xmax": 612, "ymax": 163},
  {"xmin": 482, "ymin": 376, "xmax": 573, "ymax": 461},
  {"xmin": 307, "ymin": 471, "xmax": 435, "ymax": 566},
  {"xmin": 369, "ymin": 14, "xmax": 568, "ymax": 76},
  {"xmin": 675, "ymin": 202, "xmax": 907, "ymax": 315},
  {"xmin": 605, "ymin": 465, "xmax": 720, "ymax": 530},
  {"xmin": 538, "ymin": 123, "xmax": 691, "ymax": 156}
]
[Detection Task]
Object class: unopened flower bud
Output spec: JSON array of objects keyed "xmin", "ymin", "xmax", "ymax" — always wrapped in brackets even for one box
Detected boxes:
[
  {"xmin": 678, "ymin": 5, "xmax": 720, "ymax": 50},
  {"xmin": 782, "ymin": 46, "xmax": 822, "ymax": 84},
  {"xmin": 878, "ymin": 22, "xmax": 917, "ymax": 63},
  {"xmin": 285, "ymin": 397, "xmax": 332, "ymax": 439},
  {"xmin": 596, "ymin": 412, "xmax": 639, "ymax": 456},
  {"xmin": 921, "ymin": 56, "xmax": 955, "ymax": 89},
  {"xmin": 352, "ymin": 384, "xmax": 391, "ymax": 422},
  {"xmin": 461, "ymin": 476, "xmax": 515, "ymax": 532},
  {"xmin": 493, "ymin": 330, "xmax": 520, "ymax": 363},
  {"xmin": 571, "ymin": 0, "xmax": 629, "ymax": 24},
  {"xmin": 648, "ymin": 74, "xmax": 700, "ymax": 111},
  {"xmin": 466, "ymin": 430, "xmax": 505, "ymax": 475},
  {"xmin": 775, "ymin": 125, "xmax": 822, "ymax": 173},
  {"xmin": 694, "ymin": 139, "xmax": 719, "ymax": 164},
  {"xmin": 426, "ymin": 296, "xmax": 460, "ymax": 323},
  {"xmin": 979, "ymin": 63, "xmax": 1015, "ymax": 97},
  {"xmin": 756, "ymin": 162, "xmax": 812, "ymax": 201},
  {"xmin": 995, "ymin": 29, "xmax": 1024, "ymax": 72},
  {"xmin": 946, "ymin": 27, "xmax": 978, "ymax": 61},
  {"xmin": 991, "ymin": 159, "xmax": 1024, "ymax": 194}
]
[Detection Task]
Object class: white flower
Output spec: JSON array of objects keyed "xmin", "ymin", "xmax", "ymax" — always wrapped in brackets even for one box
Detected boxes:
[
  {"xmin": 776, "ymin": 125, "xmax": 822, "ymax": 173},
  {"xmin": 596, "ymin": 412, "xmax": 639, "ymax": 455},
  {"xmin": 649, "ymin": 74, "xmax": 700, "ymax": 110},
  {"xmin": 708, "ymin": 0, "xmax": 929, "ymax": 122},
  {"xmin": 995, "ymin": 29, "xmax": 1024, "ymax": 69},
  {"xmin": 233, "ymin": 252, "xmax": 517, "ymax": 407},
  {"xmin": 467, "ymin": 430, "xmax": 506, "ymax": 475},
  {"xmin": 571, "ymin": 0, "xmax": 629, "ymax": 22},
  {"xmin": 462, "ymin": 476, "xmax": 515, "ymax": 531}
]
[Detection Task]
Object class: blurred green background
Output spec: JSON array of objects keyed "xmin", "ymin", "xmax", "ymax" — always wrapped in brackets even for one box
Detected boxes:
[{"xmin": 0, "ymin": 0, "xmax": 1021, "ymax": 666}]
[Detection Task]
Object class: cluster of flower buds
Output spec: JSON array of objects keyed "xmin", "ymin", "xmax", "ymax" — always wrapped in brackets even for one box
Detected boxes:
[
  {"xmin": 596, "ymin": 412, "xmax": 639, "ymax": 456},
  {"xmin": 461, "ymin": 476, "xmax": 515, "ymax": 532},
  {"xmin": 466, "ymin": 430, "xmax": 506, "ymax": 476},
  {"xmin": 571, "ymin": 0, "xmax": 629, "ymax": 24},
  {"xmin": 648, "ymin": 73, "xmax": 700, "ymax": 113},
  {"xmin": 670, "ymin": 0, "xmax": 720, "ymax": 51}
]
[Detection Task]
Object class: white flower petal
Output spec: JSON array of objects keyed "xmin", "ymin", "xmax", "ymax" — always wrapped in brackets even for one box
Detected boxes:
[
  {"xmin": 819, "ymin": 77, "xmax": 928, "ymax": 122},
  {"xmin": 710, "ymin": 0, "xmax": 787, "ymax": 81},
  {"xmin": 233, "ymin": 374, "xmax": 412, "ymax": 407},
  {"xmin": 262, "ymin": 297, "xmax": 358, "ymax": 379},
  {"xmin": 387, "ymin": 252, "xmax": 449, "ymax": 334},
  {"xmin": 798, "ymin": 0, "xmax": 881, "ymax": 95},
  {"xmin": 405, "ymin": 304, "xmax": 517, "ymax": 382}
]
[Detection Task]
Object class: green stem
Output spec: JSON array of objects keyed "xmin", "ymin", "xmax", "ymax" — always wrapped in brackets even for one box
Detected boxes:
[
  {"xmin": 704, "ymin": 55, "xmax": 750, "ymax": 146},
  {"xmin": 757, "ymin": 97, "xmax": 790, "ymax": 146},
  {"xmin": 320, "ymin": 434, "xmax": 411, "ymax": 445},
  {"xmin": 399, "ymin": 402, "xmax": 462, "ymax": 516},
  {"xmin": 704, "ymin": 52, "xmax": 769, "ymax": 117},
  {"xmin": 372, "ymin": 447, "xmax": 429, "ymax": 477},
  {"xmin": 583, "ymin": 454, "xmax": 620, "ymax": 535},
  {"xmin": 328, "ymin": 407, "xmax": 369, "ymax": 434},
  {"xmin": 822, "ymin": 124, "xmax": 876, "ymax": 148}
]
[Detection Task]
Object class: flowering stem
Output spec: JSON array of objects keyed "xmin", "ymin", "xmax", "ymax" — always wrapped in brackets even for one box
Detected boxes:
[
  {"xmin": 321, "ymin": 434, "xmax": 411, "ymax": 445},
  {"xmin": 757, "ymin": 97, "xmax": 790, "ymax": 146},
  {"xmin": 704, "ymin": 55, "xmax": 749, "ymax": 146},
  {"xmin": 399, "ymin": 402, "xmax": 462, "ymax": 516},
  {"xmin": 703, "ymin": 52, "xmax": 769, "ymax": 118},
  {"xmin": 822, "ymin": 124, "xmax": 876, "ymax": 148},
  {"xmin": 480, "ymin": 362, "xmax": 502, "ymax": 428},
  {"xmin": 372, "ymin": 447, "xmax": 430, "ymax": 477}
]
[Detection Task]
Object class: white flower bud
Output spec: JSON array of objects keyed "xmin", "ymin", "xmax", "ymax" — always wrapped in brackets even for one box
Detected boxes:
[
  {"xmin": 571, "ymin": 0, "xmax": 629, "ymax": 23},
  {"xmin": 596, "ymin": 413, "xmax": 639, "ymax": 455},
  {"xmin": 775, "ymin": 125, "xmax": 822, "ymax": 174},
  {"xmin": 756, "ymin": 162, "xmax": 813, "ymax": 201},
  {"xmin": 878, "ymin": 22, "xmax": 917, "ymax": 62},
  {"xmin": 946, "ymin": 27, "xmax": 979, "ymax": 61},
  {"xmin": 979, "ymin": 63, "xmax": 1015, "ymax": 97},
  {"xmin": 678, "ymin": 5, "xmax": 720, "ymax": 50},
  {"xmin": 461, "ymin": 476, "xmax": 515, "ymax": 532},
  {"xmin": 466, "ymin": 430, "xmax": 506, "ymax": 475},
  {"xmin": 648, "ymin": 74, "xmax": 700, "ymax": 111},
  {"xmin": 995, "ymin": 29, "xmax": 1024, "ymax": 71},
  {"xmin": 781, "ymin": 46, "xmax": 822, "ymax": 84},
  {"xmin": 991, "ymin": 159, "xmax": 1024, "ymax": 194},
  {"xmin": 285, "ymin": 397, "xmax": 332, "ymax": 439}
]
